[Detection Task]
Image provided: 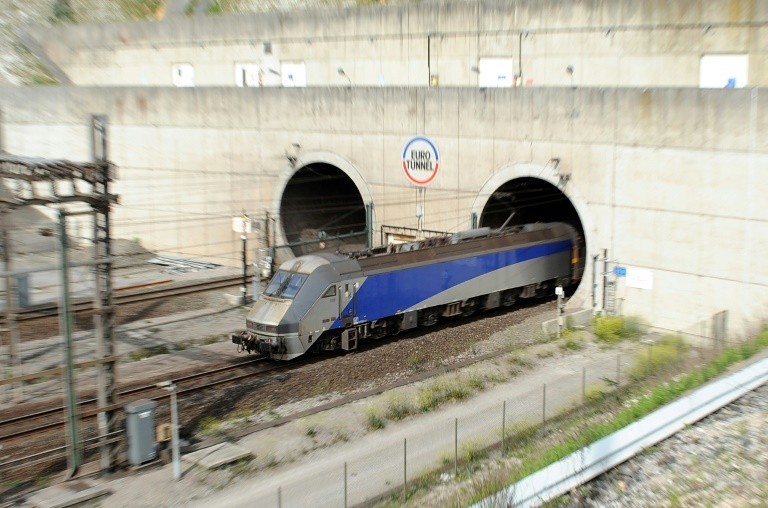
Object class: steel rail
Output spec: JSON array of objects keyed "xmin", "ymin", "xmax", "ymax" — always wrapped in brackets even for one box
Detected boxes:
[
  {"xmin": 4, "ymin": 274, "xmax": 250, "ymax": 323},
  {"xmin": 0, "ymin": 357, "xmax": 268, "ymax": 440}
]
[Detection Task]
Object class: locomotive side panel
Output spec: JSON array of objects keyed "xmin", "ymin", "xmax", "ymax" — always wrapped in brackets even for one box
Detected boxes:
[{"xmin": 341, "ymin": 238, "xmax": 573, "ymax": 324}]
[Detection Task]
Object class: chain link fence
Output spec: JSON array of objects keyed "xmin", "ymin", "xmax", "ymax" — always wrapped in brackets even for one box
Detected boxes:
[{"xmin": 236, "ymin": 334, "xmax": 736, "ymax": 508}]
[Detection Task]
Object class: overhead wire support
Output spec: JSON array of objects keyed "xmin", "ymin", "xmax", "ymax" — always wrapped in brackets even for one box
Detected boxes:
[{"xmin": 0, "ymin": 111, "xmax": 119, "ymax": 475}]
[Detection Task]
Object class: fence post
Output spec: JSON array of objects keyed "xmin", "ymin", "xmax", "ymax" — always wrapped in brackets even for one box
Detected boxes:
[
  {"xmin": 502, "ymin": 400, "xmax": 506, "ymax": 455},
  {"xmin": 454, "ymin": 418, "xmax": 458, "ymax": 477},
  {"xmin": 542, "ymin": 383, "xmax": 547, "ymax": 424},
  {"xmin": 403, "ymin": 438, "xmax": 407, "ymax": 504},
  {"xmin": 344, "ymin": 462, "xmax": 348, "ymax": 508}
]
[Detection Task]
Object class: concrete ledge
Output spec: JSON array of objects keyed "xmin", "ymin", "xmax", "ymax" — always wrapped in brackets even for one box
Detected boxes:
[
  {"xmin": 183, "ymin": 442, "xmax": 253, "ymax": 469},
  {"xmin": 542, "ymin": 308, "xmax": 593, "ymax": 336},
  {"xmin": 26, "ymin": 480, "xmax": 110, "ymax": 508}
]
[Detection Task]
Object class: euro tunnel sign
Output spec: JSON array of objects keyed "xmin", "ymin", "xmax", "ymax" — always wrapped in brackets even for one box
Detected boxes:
[{"xmin": 402, "ymin": 136, "xmax": 440, "ymax": 186}]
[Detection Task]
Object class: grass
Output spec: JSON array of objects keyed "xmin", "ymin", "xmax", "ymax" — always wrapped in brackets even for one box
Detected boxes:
[
  {"xmin": 198, "ymin": 416, "xmax": 222, "ymax": 436},
  {"xmin": 460, "ymin": 439, "xmax": 489, "ymax": 463},
  {"xmin": 559, "ymin": 329, "xmax": 585, "ymax": 351},
  {"xmin": 117, "ymin": 0, "xmax": 163, "ymax": 19},
  {"xmin": 201, "ymin": 334, "xmax": 223, "ymax": 345},
  {"xmin": 365, "ymin": 406, "xmax": 386, "ymax": 430},
  {"xmin": 406, "ymin": 350, "xmax": 428, "ymax": 369},
  {"xmin": 185, "ymin": 0, "xmax": 200, "ymax": 15},
  {"xmin": 130, "ymin": 344, "xmax": 169, "ymax": 361},
  {"xmin": 593, "ymin": 315, "xmax": 645, "ymax": 344},
  {"xmin": 383, "ymin": 393, "xmax": 415, "ymax": 421},
  {"xmin": 417, "ymin": 378, "xmax": 471, "ymax": 412},
  {"xmin": 629, "ymin": 334, "xmax": 688, "ymax": 380}
]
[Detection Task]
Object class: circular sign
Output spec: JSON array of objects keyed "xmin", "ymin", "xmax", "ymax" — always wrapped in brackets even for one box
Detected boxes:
[{"xmin": 402, "ymin": 136, "xmax": 440, "ymax": 186}]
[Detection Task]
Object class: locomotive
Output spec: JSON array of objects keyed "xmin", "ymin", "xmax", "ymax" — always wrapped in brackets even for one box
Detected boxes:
[{"xmin": 232, "ymin": 222, "xmax": 584, "ymax": 360}]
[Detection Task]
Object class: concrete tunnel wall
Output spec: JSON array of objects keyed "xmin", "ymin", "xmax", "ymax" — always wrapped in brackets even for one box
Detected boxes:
[
  {"xmin": 1, "ymin": 84, "xmax": 767, "ymax": 340},
  {"xmin": 23, "ymin": 0, "xmax": 768, "ymax": 87}
]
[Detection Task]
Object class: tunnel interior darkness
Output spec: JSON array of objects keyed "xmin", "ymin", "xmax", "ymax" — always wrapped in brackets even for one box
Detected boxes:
[
  {"xmin": 280, "ymin": 170, "xmax": 585, "ymax": 264},
  {"xmin": 280, "ymin": 163, "xmax": 367, "ymax": 257},
  {"xmin": 479, "ymin": 177, "xmax": 586, "ymax": 258}
]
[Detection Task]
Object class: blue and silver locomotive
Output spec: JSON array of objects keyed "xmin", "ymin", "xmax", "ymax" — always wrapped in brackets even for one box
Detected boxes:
[{"xmin": 232, "ymin": 222, "xmax": 584, "ymax": 360}]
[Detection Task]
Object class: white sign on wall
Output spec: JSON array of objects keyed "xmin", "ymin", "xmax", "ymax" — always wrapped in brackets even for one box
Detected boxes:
[
  {"xmin": 172, "ymin": 63, "xmax": 195, "ymax": 87},
  {"xmin": 478, "ymin": 57, "xmax": 515, "ymax": 88},
  {"xmin": 699, "ymin": 54, "xmax": 748, "ymax": 88},
  {"xmin": 625, "ymin": 266, "xmax": 654, "ymax": 290},
  {"xmin": 281, "ymin": 62, "xmax": 307, "ymax": 87}
]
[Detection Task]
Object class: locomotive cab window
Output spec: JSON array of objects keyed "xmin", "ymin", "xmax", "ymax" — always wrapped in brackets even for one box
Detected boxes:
[
  {"xmin": 263, "ymin": 270, "xmax": 308, "ymax": 299},
  {"xmin": 322, "ymin": 285, "xmax": 336, "ymax": 298}
]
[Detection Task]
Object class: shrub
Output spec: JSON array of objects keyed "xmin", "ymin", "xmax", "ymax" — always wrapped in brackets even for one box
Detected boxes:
[
  {"xmin": 384, "ymin": 393, "xmax": 415, "ymax": 421},
  {"xmin": 593, "ymin": 315, "xmax": 646, "ymax": 344},
  {"xmin": 365, "ymin": 406, "xmax": 386, "ymax": 430},
  {"xmin": 593, "ymin": 315, "xmax": 624, "ymax": 343}
]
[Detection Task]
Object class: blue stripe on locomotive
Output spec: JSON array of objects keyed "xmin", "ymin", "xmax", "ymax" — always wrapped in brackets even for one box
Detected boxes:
[{"xmin": 333, "ymin": 239, "xmax": 571, "ymax": 327}]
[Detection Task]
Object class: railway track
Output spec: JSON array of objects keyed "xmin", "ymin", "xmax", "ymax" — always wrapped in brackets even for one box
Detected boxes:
[
  {"xmin": 6, "ymin": 274, "xmax": 250, "ymax": 324},
  {"xmin": 0, "ymin": 355, "xmax": 292, "ymax": 478}
]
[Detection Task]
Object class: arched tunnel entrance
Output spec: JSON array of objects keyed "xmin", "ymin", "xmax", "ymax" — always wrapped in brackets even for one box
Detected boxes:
[
  {"xmin": 279, "ymin": 163, "xmax": 367, "ymax": 257},
  {"xmin": 479, "ymin": 177, "xmax": 587, "ymax": 291}
]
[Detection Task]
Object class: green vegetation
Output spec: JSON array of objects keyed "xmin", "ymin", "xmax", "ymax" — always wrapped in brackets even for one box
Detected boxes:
[
  {"xmin": 365, "ymin": 406, "xmax": 386, "ymax": 430},
  {"xmin": 461, "ymin": 329, "xmax": 768, "ymax": 504},
  {"xmin": 185, "ymin": 0, "xmax": 201, "ymax": 15},
  {"xmin": 129, "ymin": 344, "xmax": 169, "ymax": 361},
  {"xmin": 405, "ymin": 350, "xmax": 428, "ymax": 369},
  {"xmin": 593, "ymin": 314, "xmax": 645, "ymax": 344},
  {"xmin": 202, "ymin": 334, "xmax": 223, "ymax": 345},
  {"xmin": 198, "ymin": 415, "xmax": 222, "ymax": 436},
  {"xmin": 118, "ymin": 0, "xmax": 163, "ymax": 20},
  {"xmin": 51, "ymin": 0, "xmax": 75, "ymax": 23},
  {"xmin": 383, "ymin": 393, "xmax": 415, "ymax": 421},
  {"xmin": 630, "ymin": 334, "xmax": 688, "ymax": 380},
  {"xmin": 417, "ymin": 378, "xmax": 471, "ymax": 411},
  {"xmin": 559, "ymin": 329, "xmax": 585, "ymax": 351},
  {"xmin": 460, "ymin": 439, "xmax": 489, "ymax": 463}
]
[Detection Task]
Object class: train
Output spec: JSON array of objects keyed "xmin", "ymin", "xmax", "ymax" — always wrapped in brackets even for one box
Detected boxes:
[{"xmin": 231, "ymin": 222, "xmax": 585, "ymax": 360}]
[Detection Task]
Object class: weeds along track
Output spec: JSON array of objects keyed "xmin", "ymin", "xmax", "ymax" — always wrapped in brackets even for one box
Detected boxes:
[{"xmin": 3, "ymin": 275, "xmax": 250, "ymax": 341}]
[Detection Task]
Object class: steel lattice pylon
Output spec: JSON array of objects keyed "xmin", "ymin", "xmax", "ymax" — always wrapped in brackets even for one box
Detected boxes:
[{"xmin": 0, "ymin": 113, "xmax": 119, "ymax": 474}]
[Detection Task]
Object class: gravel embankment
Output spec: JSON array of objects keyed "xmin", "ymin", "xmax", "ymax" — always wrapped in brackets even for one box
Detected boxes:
[{"xmin": 557, "ymin": 382, "xmax": 768, "ymax": 507}]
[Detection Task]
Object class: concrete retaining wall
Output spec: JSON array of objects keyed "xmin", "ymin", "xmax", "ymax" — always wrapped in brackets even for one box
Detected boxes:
[
  {"xmin": 1, "ymin": 84, "xmax": 766, "ymax": 340},
  {"xmin": 23, "ymin": 0, "xmax": 768, "ymax": 87}
]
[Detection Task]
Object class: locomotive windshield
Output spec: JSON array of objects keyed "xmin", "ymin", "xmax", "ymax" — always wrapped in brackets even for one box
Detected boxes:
[{"xmin": 263, "ymin": 270, "xmax": 308, "ymax": 299}]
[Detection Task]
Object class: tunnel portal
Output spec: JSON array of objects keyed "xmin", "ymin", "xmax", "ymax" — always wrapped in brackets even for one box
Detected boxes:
[{"xmin": 279, "ymin": 163, "xmax": 367, "ymax": 257}]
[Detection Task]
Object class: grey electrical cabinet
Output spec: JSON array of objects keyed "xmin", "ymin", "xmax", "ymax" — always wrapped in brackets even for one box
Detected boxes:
[{"xmin": 124, "ymin": 399, "xmax": 158, "ymax": 465}]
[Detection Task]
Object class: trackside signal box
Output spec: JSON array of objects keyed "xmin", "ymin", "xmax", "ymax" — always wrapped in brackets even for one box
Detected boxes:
[{"xmin": 125, "ymin": 399, "xmax": 158, "ymax": 465}]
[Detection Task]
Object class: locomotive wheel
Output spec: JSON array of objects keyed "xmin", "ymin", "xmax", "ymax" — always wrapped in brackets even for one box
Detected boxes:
[
  {"xmin": 501, "ymin": 289, "xmax": 518, "ymax": 307},
  {"xmin": 372, "ymin": 322, "xmax": 387, "ymax": 339},
  {"xmin": 461, "ymin": 298, "xmax": 480, "ymax": 317},
  {"xmin": 418, "ymin": 308, "xmax": 439, "ymax": 327},
  {"xmin": 387, "ymin": 316, "xmax": 401, "ymax": 336}
]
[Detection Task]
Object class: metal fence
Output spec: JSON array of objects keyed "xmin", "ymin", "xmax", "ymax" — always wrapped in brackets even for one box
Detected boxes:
[{"xmin": 236, "ymin": 343, "xmax": 721, "ymax": 508}]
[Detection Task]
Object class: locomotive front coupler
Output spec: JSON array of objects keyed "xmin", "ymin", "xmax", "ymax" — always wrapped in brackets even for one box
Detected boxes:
[{"xmin": 231, "ymin": 330, "xmax": 259, "ymax": 354}]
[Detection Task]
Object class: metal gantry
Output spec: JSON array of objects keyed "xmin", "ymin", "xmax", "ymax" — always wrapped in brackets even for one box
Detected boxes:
[{"xmin": 0, "ymin": 114, "xmax": 119, "ymax": 474}]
